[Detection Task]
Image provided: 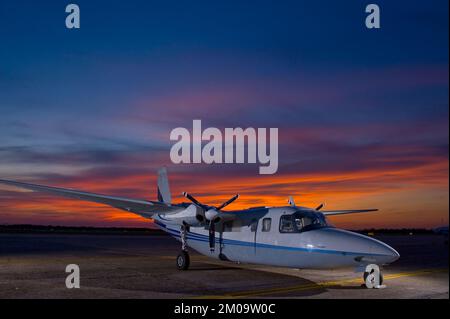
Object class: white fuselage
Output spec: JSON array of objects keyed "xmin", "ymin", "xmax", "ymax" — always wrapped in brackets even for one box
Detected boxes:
[{"xmin": 154, "ymin": 206, "xmax": 399, "ymax": 269}]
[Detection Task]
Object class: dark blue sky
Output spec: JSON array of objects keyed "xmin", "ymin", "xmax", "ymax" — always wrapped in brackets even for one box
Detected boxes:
[{"xmin": 0, "ymin": 1, "xmax": 448, "ymax": 228}]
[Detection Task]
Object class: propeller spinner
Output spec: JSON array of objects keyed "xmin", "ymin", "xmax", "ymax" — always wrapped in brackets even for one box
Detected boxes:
[{"xmin": 182, "ymin": 192, "xmax": 239, "ymax": 251}]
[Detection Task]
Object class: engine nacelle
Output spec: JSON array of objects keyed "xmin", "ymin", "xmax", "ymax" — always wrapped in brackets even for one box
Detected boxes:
[
  {"xmin": 205, "ymin": 208, "xmax": 220, "ymax": 222},
  {"xmin": 160, "ymin": 204, "xmax": 205, "ymax": 226}
]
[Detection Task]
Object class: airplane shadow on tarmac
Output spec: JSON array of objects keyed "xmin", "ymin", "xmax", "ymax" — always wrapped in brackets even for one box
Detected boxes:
[{"xmin": 182, "ymin": 262, "xmax": 334, "ymax": 298}]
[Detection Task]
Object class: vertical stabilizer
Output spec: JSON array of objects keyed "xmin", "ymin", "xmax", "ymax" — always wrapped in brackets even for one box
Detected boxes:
[{"xmin": 157, "ymin": 167, "xmax": 172, "ymax": 204}]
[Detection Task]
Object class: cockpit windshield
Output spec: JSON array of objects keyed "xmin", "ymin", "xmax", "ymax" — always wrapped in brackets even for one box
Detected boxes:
[{"xmin": 279, "ymin": 211, "xmax": 331, "ymax": 233}]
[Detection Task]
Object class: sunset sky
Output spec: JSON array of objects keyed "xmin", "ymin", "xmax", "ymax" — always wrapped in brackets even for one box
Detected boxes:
[{"xmin": 0, "ymin": 1, "xmax": 448, "ymax": 229}]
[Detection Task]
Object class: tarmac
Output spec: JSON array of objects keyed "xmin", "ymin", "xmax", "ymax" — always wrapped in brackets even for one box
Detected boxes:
[{"xmin": 0, "ymin": 232, "xmax": 448, "ymax": 299}]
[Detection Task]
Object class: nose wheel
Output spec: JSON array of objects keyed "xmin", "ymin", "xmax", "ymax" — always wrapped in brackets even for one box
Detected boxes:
[{"xmin": 177, "ymin": 224, "xmax": 190, "ymax": 270}]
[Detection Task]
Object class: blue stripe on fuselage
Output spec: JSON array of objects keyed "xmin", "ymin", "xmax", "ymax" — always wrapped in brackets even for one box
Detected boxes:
[{"xmin": 153, "ymin": 220, "xmax": 387, "ymax": 257}]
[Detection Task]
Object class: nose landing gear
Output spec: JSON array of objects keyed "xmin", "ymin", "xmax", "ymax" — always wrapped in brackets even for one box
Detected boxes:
[{"xmin": 176, "ymin": 224, "xmax": 190, "ymax": 270}]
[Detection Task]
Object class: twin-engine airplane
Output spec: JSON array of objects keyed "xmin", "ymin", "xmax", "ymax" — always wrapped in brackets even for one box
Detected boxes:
[{"xmin": 0, "ymin": 168, "xmax": 399, "ymax": 287}]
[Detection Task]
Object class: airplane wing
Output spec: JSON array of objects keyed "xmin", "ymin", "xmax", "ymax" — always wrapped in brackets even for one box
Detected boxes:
[
  {"xmin": 0, "ymin": 179, "xmax": 184, "ymax": 219},
  {"xmin": 321, "ymin": 209, "xmax": 378, "ymax": 216}
]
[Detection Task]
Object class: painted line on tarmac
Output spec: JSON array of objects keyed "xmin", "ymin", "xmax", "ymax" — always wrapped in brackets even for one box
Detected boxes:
[{"xmin": 191, "ymin": 268, "xmax": 448, "ymax": 299}]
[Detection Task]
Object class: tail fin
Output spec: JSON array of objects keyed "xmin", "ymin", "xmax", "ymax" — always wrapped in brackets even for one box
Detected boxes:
[{"xmin": 157, "ymin": 167, "xmax": 172, "ymax": 204}]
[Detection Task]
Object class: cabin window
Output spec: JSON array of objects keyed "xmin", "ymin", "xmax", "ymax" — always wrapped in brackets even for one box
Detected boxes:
[
  {"xmin": 250, "ymin": 220, "xmax": 258, "ymax": 232},
  {"xmin": 262, "ymin": 218, "xmax": 271, "ymax": 232},
  {"xmin": 279, "ymin": 215, "xmax": 296, "ymax": 233},
  {"xmin": 223, "ymin": 221, "xmax": 234, "ymax": 232},
  {"xmin": 279, "ymin": 211, "xmax": 330, "ymax": 233}
]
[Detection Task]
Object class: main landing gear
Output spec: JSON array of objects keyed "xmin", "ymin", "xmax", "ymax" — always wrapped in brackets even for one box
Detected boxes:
[
  {"xmin": 176, "ymin": 224, "xmax": 190, "ymax": 270},
  {"xmin": 176, "ymin": 251, "xmax": 190, "ymax": 270}
]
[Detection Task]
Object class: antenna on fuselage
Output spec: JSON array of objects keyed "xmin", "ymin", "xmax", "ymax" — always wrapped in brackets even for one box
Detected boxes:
[
  {"xmin": 288, "ymin": 196, "xmax": 296, "ymax": 207},
  {"xmin": 316, "ymin": 203, "xmax": 325, "ymax": 211}
]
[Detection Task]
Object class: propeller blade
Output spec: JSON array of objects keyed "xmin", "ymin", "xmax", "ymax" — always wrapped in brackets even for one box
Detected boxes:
[
  {"xmin": 208, "ymin": 220, "xmax": 215, "ymax": 252},
  {"xmin": 182, "ymin": 192, "xmax": 208, "ymax": 210},
  {"xmin": 316, "ymin": 203, "xmax": 325, "ymax": 211},
  {"xmin": 216, "ymin": 194, "xmax": 240, "ymax": 211}
]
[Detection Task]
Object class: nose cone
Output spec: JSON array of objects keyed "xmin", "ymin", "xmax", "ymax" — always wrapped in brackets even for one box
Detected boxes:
[
  {"xmin": 309, "ymin": 228, "xmax": 400, "ymax": 265},
  {"xmin": 369, "ymin": 236, "xmax": 400, "ymax": 264}
]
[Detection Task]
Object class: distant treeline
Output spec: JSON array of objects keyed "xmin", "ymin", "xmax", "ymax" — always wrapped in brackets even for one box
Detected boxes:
[
  {"xmin": 356, "ymin": 228, "xmax": 435, "ymax": 235},
  {"xmin": 0, "ymin": 224, "xmax": 166, "ymax": 235},
  {"xmin": 0, "ymin": 224, "xmax": 438, "ymax": 235}
]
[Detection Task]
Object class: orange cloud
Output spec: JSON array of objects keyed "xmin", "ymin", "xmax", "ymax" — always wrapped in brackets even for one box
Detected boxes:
[{"xmin": 0, "ymin": 156, "xmax": 447, "ymax": 229}]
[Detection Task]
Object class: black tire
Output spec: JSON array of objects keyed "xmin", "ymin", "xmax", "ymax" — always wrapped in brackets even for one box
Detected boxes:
[
  {"xmin": 176, "ymin": 251, "xmax": 190, "ymax": 270},
  {"xmin": 363, "ymin": 270, "xmax": 384, "ymax": 287}
]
